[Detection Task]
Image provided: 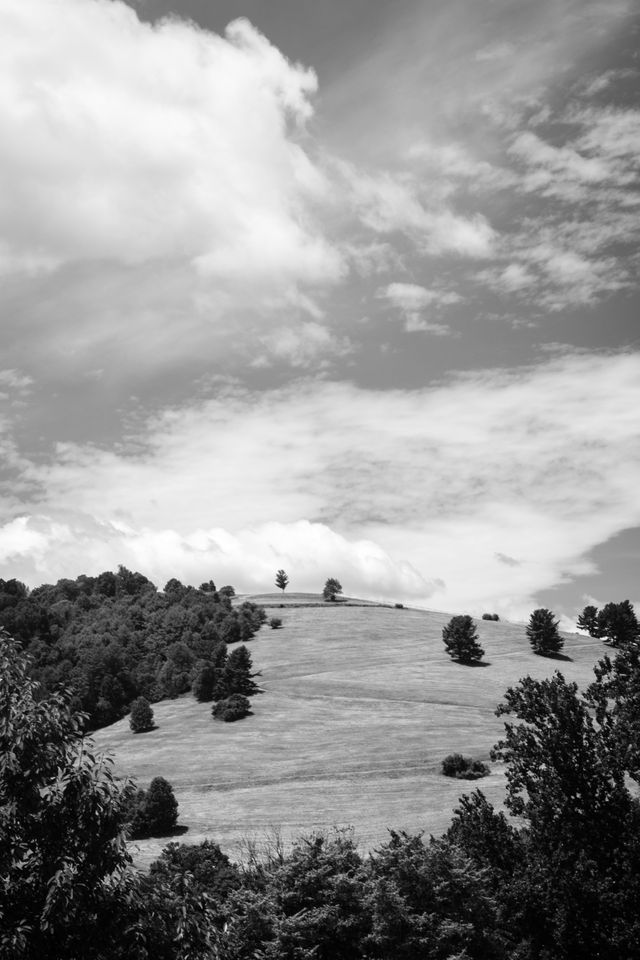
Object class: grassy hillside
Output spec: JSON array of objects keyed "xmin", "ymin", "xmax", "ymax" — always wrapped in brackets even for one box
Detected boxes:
[{"xmin": 94, "ymin": 597, "xmax": 602, "ymax": 867}]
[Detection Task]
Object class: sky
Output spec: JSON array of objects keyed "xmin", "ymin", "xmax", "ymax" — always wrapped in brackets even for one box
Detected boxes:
[{"xmin": 0, "ymin": 0, "xmax": 639, "ymax": 624}]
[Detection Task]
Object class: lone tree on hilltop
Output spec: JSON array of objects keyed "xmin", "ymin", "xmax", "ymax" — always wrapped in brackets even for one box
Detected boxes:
[
  {"xmin": 275, "ymin": 569, "xmax": 289, "ymax": 592},
  {"xmin": 527, "ymin": 608, "xmax": 564, "ymax": 656},
  {"xmin": 442, "ymin": 615, "xmax": 484, "ymax": 664},
  {"xmin": 323, "ymin": 577, "xmax": 343, "ymax": 602},
  {"xmin": 129, "ymin": 695, "xmax": 154, "ymax": 733}
]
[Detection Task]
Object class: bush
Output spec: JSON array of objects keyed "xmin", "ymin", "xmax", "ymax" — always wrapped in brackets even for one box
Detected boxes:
[
  {"xmin": 269, "ymin": 617, "xmax": 283, "ymax": 629},
  {"xmin": 129, "ymin": 695, "xmax": 154, "ymax": 733},
  {"xmin": 482, "ymin": 613, "xmax": 500, "ymax": 621},
  {"xmin": 441, "ymin": 753, "xmax": 490, "ymax": 780},
  {"xmin": 212, "ymin": 693, "xmax": 251, "ymax": 722},
  {"xmin": 395, "ymin": 603, "xmax": 404, "ymax": 609}
]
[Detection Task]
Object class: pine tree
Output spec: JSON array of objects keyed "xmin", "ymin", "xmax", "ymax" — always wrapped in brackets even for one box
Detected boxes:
[
  {"xmin": 597, "ymin": 600, "xmax": 639, "ymax": 647},
  {"xmin": 129, "ymin": 695, "xmax": 155, "ymax": 733},
  {"xmin": 275, "ymin": 569, "xmax": 289, "ymax": 592},
  {"xmin": 526, "ymin": 608, "xmax": 563, "ymax": 656},
  {"xmin": 222, "ymin": 644, "xmax": 260, "ymax": 697},
  {"xmin": 577, "ymin": 605, "xmax": 600, "ymax": 636},
  {"xmin": 442, "ymin": 615, "xmax": 484, "ymax": 664}
]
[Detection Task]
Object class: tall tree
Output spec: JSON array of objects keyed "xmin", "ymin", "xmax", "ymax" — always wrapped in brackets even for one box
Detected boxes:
[
  {"xmin": 0, "ymin": 631, "xmax": 139, "ymax": 958},
  {"xmin": 442, "ymin": 615, "xmax": 484, "ymax": 664},
  {"xmin": 577, "ymin": 604, "xmax": 600, "ymax": 636},
  {"xmin": 526, "ymin": 607, "xmax": 563, "ymax": 656},
  {"xmin": 275, "ymin": 569, "xmax": 289, "ymax": 593}
]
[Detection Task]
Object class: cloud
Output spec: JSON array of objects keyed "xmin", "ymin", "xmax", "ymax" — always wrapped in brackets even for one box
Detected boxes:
[
  {"xmin": 3, "ymin": 352, "xmax": 640, "ymax": 619},
  {"xmin": 339, "ymin": 164, "xmax": 496, "ymax": 258},
  {"xmin": 0, "ymin": 0, "xmax": 345, "ymax": 376},
  {"xmin": 377, "ymin": 282, "xmax": 461, "ymax": 335}
]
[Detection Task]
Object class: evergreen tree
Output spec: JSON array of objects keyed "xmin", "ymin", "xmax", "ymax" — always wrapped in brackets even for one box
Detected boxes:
[
  {"xmin": 129, "ymin": 695, "xmax": 155, "ymax": 733},
  {"xmin": 597, "ymin": 600, "xmax": 639, "ymax": 647},
  {"xmin": 526, "ymin": 608, "xmax": 563, "ymax": 655},
  {"xmin": 577, "ymin": 604, "xmax": 600, "ymax": 636},
  {"xmin": 442, "ymin": 615, "xmax": 484, "ymax": 664},
  {"xmin": 217, "ymin": 644, "xmax": 260, "ymax": 698},
  {"xmin": 275, "ymin": 569, "xmax": 289, "ymax": 592}
]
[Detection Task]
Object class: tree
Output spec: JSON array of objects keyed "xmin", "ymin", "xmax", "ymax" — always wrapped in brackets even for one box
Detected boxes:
[
  {"xmin": 275, "ymin": 569, "xmax": 289, "ymax": 593},
  {"xmin": 129, "ymin": 695, "xmax": 155, "ymax": 733},
  {"xmin": 526, "ymin": 607, "xmax": 563, "ymax": 656},
  {"xmin": 577, "ymin": 604, "xmax": 600, "ymax": 636},
  {"xmin": 192, "ymin": 661, "xmax": 217, "ymax": 702},
  {"xmin": 322, "ymin": 577, "xmax": 343, "ymax": 602},
  {"xmin": 216, "ymin": 644, "xmax": 260, "ymax": 699},
  {"xmin": 0, "ymin": 631, "xmax": 140, "ymax": 958},
  {"xmin": 597, "ymin": 600, "xmax": 639, "ymax": 647},
  {"xmin": 442, "ymin": 615, "xmax": 484, "ymax": 664}
]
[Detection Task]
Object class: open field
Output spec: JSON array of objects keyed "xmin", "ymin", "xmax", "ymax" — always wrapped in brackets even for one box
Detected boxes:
[{"xmin": 94, "ymin": 597, "xmax": 604, "ymax": 867}]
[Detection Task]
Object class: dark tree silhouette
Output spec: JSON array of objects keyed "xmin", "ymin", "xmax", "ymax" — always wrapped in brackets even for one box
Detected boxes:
[
  {"xmin": 275, "ymin": 569, "xmax": 289, "ymax": 592},
  {"xmin": 526, "ymin": 608, "xmax": 563, "ymax": 656},
  {"xmin": 442, "ymin": 615, "xmax": 484, "ymax": 664}
]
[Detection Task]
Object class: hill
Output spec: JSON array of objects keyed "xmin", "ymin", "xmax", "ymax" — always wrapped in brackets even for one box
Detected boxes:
[{"xmin": 94, "ymin": 596, "xmax": 602, "ymax": 867}]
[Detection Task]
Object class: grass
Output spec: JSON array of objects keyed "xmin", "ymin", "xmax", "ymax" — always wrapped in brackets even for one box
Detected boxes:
[{"xmin": 94, "ymin": 596, "xmax": 603, "ymax": 867}]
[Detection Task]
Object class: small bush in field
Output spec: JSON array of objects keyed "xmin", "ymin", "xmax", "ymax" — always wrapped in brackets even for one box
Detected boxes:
[
  {"xmin": 269, "ymin": 617, "xmax": 283, "ymax": 629},
  {"xmin": 441, "ymin": 753, "xmax": 489, "ymax": 780},
  {"xmin": 482, "ymin": 613, "xmax": 500, "ymax": 621},
  {"xmin": 212, "ymin": 694, "xmax": 251, "ymax": 722},
  {"xmin": 395, "ymin": 603, "xmax": 404, "ymax": 609}
]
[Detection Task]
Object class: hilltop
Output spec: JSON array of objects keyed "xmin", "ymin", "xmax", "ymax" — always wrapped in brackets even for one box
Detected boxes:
[{"xmin": 94, "ymin": 595, "xmax": 601, "ymax": 867}]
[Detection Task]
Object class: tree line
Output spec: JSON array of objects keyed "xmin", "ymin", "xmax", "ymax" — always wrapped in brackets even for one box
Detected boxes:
[
  {"xmin": 0, "ymin": 568, "xmax": 266, "ymax": 730},
  {"xmin": 3, "ymin": 617, "xmax": 640, "ymax": 959}
]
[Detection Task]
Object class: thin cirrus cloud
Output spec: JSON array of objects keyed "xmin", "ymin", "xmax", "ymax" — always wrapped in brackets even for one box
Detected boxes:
[{"xmin": 1, "ymin": 351, "xmax": 639, "ymax": 618}]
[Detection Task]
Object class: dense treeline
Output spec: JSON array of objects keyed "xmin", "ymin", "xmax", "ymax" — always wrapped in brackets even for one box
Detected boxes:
[{"xmin": 0, "ymin": 568, "xmax": 265, "ymax": 729}]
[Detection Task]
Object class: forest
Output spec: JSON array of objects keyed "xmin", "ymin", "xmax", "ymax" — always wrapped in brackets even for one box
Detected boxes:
[{"xmin": 0, "ymin": 568, "xmax": 266, "ymax": 729}]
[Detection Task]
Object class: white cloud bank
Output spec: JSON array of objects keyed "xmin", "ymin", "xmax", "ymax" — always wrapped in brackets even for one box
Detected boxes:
[
  {"xmin": 0, "ymin": 0, "xmax": 339, "ymax": 283},
  {"xmin": 2, "ymin": 352, "xmax": 640, "ymax": 619}
]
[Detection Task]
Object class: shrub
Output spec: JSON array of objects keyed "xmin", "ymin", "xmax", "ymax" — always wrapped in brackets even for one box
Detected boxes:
[
  {"xmin": 441, "ymin": 753, "xmax": 490, "ymax": 780},
  {"xmin": 395, "ymin": 603, "xmax": 404, "ymax": 609},
  {"xmin": 212, "ymin": 694, "xmax": 251, "ymax": 722},
  {"xmin": 269, "ymin": 617, "xmax": 283, "ymax": 629},
  {"xmin": 482, "ymin": 613, "xmax": 500, "ymax": 621},
  {"xmin": 129, "ymin": 695, "xmax": 154, "ymax": 733}
]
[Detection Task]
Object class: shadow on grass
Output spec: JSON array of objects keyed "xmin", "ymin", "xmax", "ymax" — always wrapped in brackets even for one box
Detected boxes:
[
  {"xmin": 455, "ymin": 659, "xmax": 491, "ymax": 667},
  {"xmin": 538, "ymin": 651, "xmax": 573, "ymax": 662}
]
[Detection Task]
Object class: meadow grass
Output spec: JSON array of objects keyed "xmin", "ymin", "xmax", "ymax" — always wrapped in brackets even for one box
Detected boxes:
[{"xmin": 94, "ymin": 597, "xmax": 603, "ymax": 867}]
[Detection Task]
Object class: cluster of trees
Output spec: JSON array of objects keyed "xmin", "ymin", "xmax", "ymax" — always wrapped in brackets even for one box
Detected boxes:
[
  {"xmin": 192, "ymin": 642, "xmax": 259, "ymax": 722},
  {"xmin": 0, "ymin": 569, "xmax": 266, "ymax": 730},
  {"xmin": 577, "ymin": 599, "xmax": 639, "ymax": 646},
  {"xmin": 5, "ymin": 618, "xmax": 640, "ymax": 959}
]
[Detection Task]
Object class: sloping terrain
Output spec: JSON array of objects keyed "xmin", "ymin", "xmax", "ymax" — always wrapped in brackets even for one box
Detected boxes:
[{"xmin": 94, "ymin": 598, "xmax": 602, "ymax": 866}]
